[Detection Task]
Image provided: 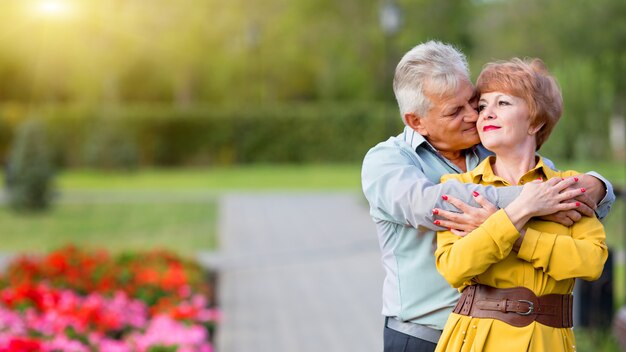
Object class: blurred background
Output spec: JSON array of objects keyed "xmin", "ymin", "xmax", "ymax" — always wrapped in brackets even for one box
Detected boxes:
[
  {"xmin": 0, "ymin": 0, "xmax": 624, "ymax": 165},
  {"xmin": 0, "ymin": 0, "xmax": 624, "ymax": 350}
]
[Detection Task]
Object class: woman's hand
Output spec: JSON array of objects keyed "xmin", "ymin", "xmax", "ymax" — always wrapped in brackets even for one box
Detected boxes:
[
  {"xmin": 433, "ymin": 192, "xmax": 497, "ymax": 237},
  {"xmin": 505, "ymin": 177, "xmax": 585, "ymax": 232}
]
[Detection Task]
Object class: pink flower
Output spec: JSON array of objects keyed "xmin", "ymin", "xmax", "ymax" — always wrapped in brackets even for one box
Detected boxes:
[
  {"xmin": 129, "ymin": 315, "xmax": 212, "ymax": 352},
  {"xmin": 45, "ymin": 335, "xmax": 89, "ymax": 352}
]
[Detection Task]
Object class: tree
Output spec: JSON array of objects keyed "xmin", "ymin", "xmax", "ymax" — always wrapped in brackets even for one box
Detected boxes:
[{"xmin": 6, "ymin": 119, "xmax": 56, "ymax": 211}]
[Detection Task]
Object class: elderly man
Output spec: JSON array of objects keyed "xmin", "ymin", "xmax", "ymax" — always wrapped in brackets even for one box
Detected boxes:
[{"xmin": 361, "ymin": 41, "xmax": 614, "ymax": 352}]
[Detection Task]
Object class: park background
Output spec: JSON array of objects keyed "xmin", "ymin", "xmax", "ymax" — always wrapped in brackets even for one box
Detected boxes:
[{"xmin": 0, "ymin": 0, "xmax": 624, "ymax": 351}]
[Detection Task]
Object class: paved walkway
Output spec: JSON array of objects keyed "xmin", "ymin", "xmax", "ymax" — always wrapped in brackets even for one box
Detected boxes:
[{"xmin": 213, "ymin": 192, "xmax": 384, "ymax": 352}]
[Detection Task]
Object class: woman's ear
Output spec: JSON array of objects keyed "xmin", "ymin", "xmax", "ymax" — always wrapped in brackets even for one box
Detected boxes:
[
  {"xmin": 529, "ymin": 122, "xmax": 545, "ymax": 135},
  {"xmin": 405, "ymin": 113, "xmax": 428, "ymax": 136}
]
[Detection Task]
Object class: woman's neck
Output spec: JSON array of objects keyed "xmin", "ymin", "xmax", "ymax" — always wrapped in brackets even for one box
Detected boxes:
[{"xmin": 492, "ymin": 147, "xmax": 537, "ymax": 185}]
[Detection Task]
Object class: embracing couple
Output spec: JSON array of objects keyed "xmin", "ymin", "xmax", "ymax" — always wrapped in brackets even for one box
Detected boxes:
[{"xmin": 361, "ymin": 41, "xmax": 614, "ymax": 352}]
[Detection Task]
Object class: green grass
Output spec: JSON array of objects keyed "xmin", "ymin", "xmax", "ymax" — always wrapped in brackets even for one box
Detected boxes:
[
  {"xmin": 1, "ymin": 164, "xmax": 363, "ymax": 257},
  {"xmin": 56, "ymin": 164, "xmax": 363, "ymax": 190},
  {"xmin": 0, "ymin": 199, "xmax": 217, "ymax": 256}
]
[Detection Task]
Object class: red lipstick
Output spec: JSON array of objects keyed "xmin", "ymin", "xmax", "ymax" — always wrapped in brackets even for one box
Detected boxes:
[{"xmin": 482, "ymin": 125, "xmax": 500, "ymax": 132}]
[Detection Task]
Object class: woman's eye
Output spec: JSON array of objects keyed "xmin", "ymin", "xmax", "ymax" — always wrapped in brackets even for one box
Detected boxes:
[
  {"xmin": 498, "ymin": 100, "xmax": 510, "ymax": 106},
  {"xmin": 477, "ymin": 105, "xmax": 485, "ymax": 112}
]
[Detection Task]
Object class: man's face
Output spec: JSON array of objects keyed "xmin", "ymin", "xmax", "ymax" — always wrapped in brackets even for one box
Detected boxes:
[{"xmin": 415, "ymin": 80, "xmax": 480, "ymax": 153}]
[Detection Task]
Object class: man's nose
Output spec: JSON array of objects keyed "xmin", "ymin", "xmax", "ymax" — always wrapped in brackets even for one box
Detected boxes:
[{"xmin": 464, "ymin": 106, "xmax": 478, "ymax": 122}]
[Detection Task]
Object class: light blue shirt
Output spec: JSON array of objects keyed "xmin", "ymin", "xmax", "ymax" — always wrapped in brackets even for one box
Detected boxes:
[{"xmin": 361, "ymin": 126, "xmax": 614, "ymax": 330}]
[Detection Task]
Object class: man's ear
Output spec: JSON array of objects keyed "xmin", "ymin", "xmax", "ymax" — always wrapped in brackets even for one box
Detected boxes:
[{"xmin": 404, "ymin": 112, "xmax": 428, "ymax": 136}]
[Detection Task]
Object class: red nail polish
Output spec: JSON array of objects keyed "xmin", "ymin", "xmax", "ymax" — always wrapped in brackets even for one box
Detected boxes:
[
  {"xmin": 574, "ymin": 177, "xmax": 579, "ymax": 182},
  {"xmin": 472, "ymin": 191, "xmax": 479, "ymax": 197},
  {"xmin": 433, "ymin": 209, "xmax": 439, "ymax": 215},
  {"xmin": 442, "ymin": 195, "xmax": 448, "ymax": 201},
  {"xmin": 434, "ymin": 220, "xmax": 441, "ymax": 225},
  {"xmin": 448, "ymin": 228, "xmax": 452, "ymax": 231},
  {"xmin": 581, "ymin": 188, "xmax": 586, "ymax": 193},
  {"xmin": 576, "ymin": 202, "xmax": 581, "ymax": 207}
]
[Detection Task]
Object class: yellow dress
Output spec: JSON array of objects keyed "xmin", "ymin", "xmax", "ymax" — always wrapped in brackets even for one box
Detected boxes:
[{"xmin": 434, "ymin": 156, "xmax": 608, "ymax": 352}]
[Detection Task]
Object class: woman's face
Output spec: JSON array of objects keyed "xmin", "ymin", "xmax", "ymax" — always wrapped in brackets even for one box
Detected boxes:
[{"xmin": 477, "ymin": 91, "xmax": 535, "ymax": 153}]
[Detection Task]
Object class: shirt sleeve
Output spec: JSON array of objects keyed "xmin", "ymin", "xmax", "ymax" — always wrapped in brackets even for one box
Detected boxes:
[
  {"xmin": 434, "ymin": 209, "xmax": 520, "ymax": 288},
  {"xmin": 517, "ymin": 216, "xmax": 608, "ymax": 281},
  {"xmin": 361, "ymin": 142, "xmax": 519, "ymax": 231},
  {"xmin": 586, "ymin": 171, "xmax": 615, "ymax": 220}
]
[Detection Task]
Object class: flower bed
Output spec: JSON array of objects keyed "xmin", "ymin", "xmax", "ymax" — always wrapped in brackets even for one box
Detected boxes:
[{"xmin": 0, "ymin": 246, "xmax": 219, "ymax": 352}]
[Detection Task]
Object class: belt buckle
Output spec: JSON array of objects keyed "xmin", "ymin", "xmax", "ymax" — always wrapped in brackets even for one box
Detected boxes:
[{"xmin": 516, "ymin": 300, "xmax": 534, "ymax": 316}]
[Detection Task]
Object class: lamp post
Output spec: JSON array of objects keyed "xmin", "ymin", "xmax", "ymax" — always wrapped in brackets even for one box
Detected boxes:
[
  {"xmin": 379, "ymin": 1, "xmax": 402, "ymax": 134},
  {"xmin": 245, "ymin": 22, "xmax": 262, "ymax": 102},
  {"xmin": 380, "ymin": 1, "xmax": 402, "ymax": 37}
]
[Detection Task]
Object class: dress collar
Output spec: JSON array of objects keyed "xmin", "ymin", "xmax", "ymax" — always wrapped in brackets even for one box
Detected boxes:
[{"xmin": 468, "ymin": 155, "xmax": 558, "ymax": 185}]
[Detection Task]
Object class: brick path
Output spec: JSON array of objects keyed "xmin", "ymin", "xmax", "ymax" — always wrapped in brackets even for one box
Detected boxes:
[{"xmin": 214, "ymin": 192, "xmax": 384, "ymax": 352}]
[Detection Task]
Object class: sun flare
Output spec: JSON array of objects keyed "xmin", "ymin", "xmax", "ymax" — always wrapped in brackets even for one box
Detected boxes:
[{"xmin": 34, "ymin": 0, "xmax": 73, "ymax": 17}]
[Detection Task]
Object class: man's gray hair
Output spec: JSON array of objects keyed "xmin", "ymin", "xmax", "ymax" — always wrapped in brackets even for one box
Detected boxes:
[{"xmin": 393, "ymin": 41, "xmax": 470, "ymax": 122}]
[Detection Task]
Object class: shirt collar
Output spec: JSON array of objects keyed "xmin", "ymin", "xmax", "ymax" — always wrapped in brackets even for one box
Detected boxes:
[
  {"xmin": 402, "ymin": 126, "xmax": 429, "ymax": 151},
  {"xmin": 469, "ymin": 155, "xmax": 557, "ymax": 185},
  {"xmin": 401, "ymin": 126, "xmax": 482, "ymax": 172}
]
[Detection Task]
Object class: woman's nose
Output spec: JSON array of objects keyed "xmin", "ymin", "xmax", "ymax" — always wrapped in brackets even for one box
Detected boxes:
[{"xmin": 480, "ymin": 107, "xmax": 495, "ymax": 120}]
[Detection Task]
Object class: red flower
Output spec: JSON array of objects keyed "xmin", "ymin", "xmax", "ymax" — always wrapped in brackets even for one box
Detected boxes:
[
  {"xmin": 45, "ymin": 251, "xmax": 69, "ymax": 274},
  {"xmin": 2, "ymin": 338, "xmax": 42, "ymax": 352},
  {"xmin": 136, "ymin": 268, "xmax": 160, "ymax": 286},
  {"xmin": 162, "ymin": 263, "xmax": 187, "ymax": 290}
]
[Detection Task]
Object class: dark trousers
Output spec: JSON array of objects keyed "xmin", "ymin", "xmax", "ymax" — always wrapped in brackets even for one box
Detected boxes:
[{"xmin": 384, "ymin": 321, "xmax": 437, "ymax": 352}]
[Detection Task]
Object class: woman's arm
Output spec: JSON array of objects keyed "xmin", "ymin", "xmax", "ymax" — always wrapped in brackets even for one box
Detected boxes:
[
  {"xmin": 435, "ymin": 210, "xmax": 520, "ymax": 288},
  {"xmin": 516, "ymin": 216, "xmax": 608, "ymax": 281}
]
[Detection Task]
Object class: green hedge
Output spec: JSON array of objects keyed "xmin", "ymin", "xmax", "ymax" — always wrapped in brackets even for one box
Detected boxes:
[{"xmin": 0, "ymin": 103, "xmax": 404, "ymax": 168}]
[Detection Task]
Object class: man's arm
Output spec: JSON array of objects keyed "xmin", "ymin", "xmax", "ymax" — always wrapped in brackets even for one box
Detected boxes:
[
  {"xmin": 361, "ymin": 141, "xmax": 514, "ymax": 231},
  {"xmin": 580, "ymin": 172, "xmax": 615, "ymax": 219}
]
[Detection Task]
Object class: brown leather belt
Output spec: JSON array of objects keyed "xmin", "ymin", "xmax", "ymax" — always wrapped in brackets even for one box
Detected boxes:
[{"xmin": 452, "ymin": 284, "xmax": 573, "ymax": 328}]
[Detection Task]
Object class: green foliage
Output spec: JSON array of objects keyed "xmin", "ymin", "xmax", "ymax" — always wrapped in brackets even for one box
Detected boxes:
[
  {"xmin": 0, "ymin": 103, "xmax": 402, "ymax": 167},
  {"xmin": 542, "ymin": 60, "xmax": 615, "ymax": 160},
  {"xmin": 574, "ymin": 328, "xmax": 620, "ymax": 352},
  {"xmin": 82, "ymin": 115, "xmax": 139, "ymax": 170},
  {"xmin": 6, "ymin": 119, "xmax": 55, "ymax": 211}
]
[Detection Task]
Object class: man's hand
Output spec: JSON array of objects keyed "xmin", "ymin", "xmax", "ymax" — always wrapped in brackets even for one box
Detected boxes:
[
  {"xmin": 505, "ymin": 177, "xmax": 584, "ymax": 231},
  {"xmin": 577, "ymin": 174, "xmax": 606, "ymax": 206},
  {"xmin": 433, "ymin": 192, "xmax": 497, "ymax": 237},
  {"xmin": 537, "ymin": 174, "xmax": 602, "ymax": 226},
  {"xmin": 539, "ymin": 211, "xmax": 581, "ymax": 227}
]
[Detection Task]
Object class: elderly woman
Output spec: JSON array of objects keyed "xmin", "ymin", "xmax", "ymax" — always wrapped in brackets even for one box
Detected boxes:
[{"xmin": 434, "ymin": 58, "xmax": 608, "ymax": 351}]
